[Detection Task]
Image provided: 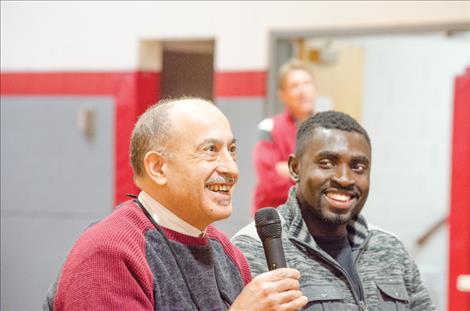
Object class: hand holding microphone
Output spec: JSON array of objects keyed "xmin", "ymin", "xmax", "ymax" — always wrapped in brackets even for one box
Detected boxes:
[{"xmin": 230, "ymin": 208, "xmax": 307, "ymax": 311}]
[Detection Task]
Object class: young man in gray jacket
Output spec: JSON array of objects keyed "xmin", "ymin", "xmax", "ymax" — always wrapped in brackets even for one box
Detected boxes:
[{"xmin": 232, "ymin": 111, "xmax": 435, "ymax": 310}]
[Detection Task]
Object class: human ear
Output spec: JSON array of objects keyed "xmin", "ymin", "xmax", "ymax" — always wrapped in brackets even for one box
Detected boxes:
[
  {"xmin": 143, "ymin": 151, "xmax": 167, "ymax": 185},
  {"xmin": 288, "ymin": 154, "xmax": 299, "ymax": 182}
]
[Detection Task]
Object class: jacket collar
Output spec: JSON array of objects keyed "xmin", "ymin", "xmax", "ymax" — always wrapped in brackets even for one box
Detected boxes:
[{"xmin": 278, "ymin": 186, "xmax": 370, "ymax": 251}]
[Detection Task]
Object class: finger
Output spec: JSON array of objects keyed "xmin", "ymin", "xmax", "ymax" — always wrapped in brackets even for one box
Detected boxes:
[
  {"xmin": 278, "ymin": 294, "xmax": 309, "ymax": 311},
  {"xmin": 271, "ymin": 289, "xmax": 304, "ymax": 305},
  {"xmin": 269, "ymin": 277, "xmax": 300, "ymax": 293},
  {"xmin": 256, "ymin": 268, "xmax": 301, "ymax": 282}
]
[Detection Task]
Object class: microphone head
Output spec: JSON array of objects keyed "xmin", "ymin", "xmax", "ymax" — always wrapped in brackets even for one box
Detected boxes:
[{"xmin": 255, "ymin": 207, "xmax": 282, "ymax": 240}]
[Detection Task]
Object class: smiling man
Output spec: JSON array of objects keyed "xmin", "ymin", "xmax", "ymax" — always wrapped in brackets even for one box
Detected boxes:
[
  {"xmin": 233, "ymin": 111, "xmax": 435, "ymax": 310},
  {"xmin": 45, "ymin": 98, "xmax": 308, "ymax": 311}
]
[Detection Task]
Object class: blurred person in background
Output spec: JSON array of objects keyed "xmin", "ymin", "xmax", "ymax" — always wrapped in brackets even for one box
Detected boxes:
[
  {"xmin": 44, "ymin": 98, "xmax": 307, "ymax": 311},
  {"xmin": 252, "ymin": 58, "xmax": 317, "ymax": 214},
  {"xmin": 235, "ymin": 111, "xmax": 435, "ymax": 310}
]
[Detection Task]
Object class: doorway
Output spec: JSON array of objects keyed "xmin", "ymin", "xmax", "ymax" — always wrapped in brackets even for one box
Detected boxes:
[{"xmin": 160, "ymin": 40, "xmax": 214, "ymax": 100}]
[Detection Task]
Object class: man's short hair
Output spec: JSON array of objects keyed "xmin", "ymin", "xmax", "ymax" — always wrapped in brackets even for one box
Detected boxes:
[
  {"xmin": 130, "ymin": 98, "xmax": 176, "ymax": 178},
  {"xmin": 295, "ymin": 111, "xmax": 371, "ymax": 156},
  {"xmin": 277, "ymin": 58, "xmax": 315, "ymax": 90}
]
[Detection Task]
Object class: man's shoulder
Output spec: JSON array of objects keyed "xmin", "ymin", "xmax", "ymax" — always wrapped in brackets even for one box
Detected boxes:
[
  {"xmin": 257, "ymin": 112, "xmax": 289, "ymax": 129},
  {"xmin": 73, "ymin": 201, "xmax": 151, "ymax": 255},
  {"xmin": 367, "ymin": 223, "xmax": 407, "ymax": 251},
  {"xmin": 256, "ymin": 117, "xmax": 275, "ymax": 142},
  {"xmin": 231, "ymin": 221, "xmax": 260, "ymax": 243},
  {"xmin": 368, "ymin": 223, "xmax": 400, "ymax": 239},
  {"xmin": 231, "ymin": 221, "xmax": 271, "ymax": 277},
  {"xmin": 255, "ymin": 112, "xmax": 290, "ymax": 139},
  {"xmin": 257, "ymin": 117, "xmax": 274, "ymax": 132},
  {"xmin": 206, "ymin": 225, "xmax": 250, "ymax": 252}
]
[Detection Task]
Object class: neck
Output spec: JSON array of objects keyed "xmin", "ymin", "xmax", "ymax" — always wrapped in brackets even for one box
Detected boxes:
[{"xmin": 138, "ymin": 183, "xmax": 209, "ymax": 232}]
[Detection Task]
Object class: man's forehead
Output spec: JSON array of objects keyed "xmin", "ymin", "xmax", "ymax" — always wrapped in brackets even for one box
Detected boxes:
[
  {"xmin": 307, "ymin": 128, "xmax": 370, "ymax": 153},
  {"xmin": 198, "ymin": 136, "xmax": 237, "ymax": 146},
  {"xmin": 168, "ymin": 112, "xmax": 234, "ymax": 145},
  {"xmin": 283, "ymin": 69, "xmax": 313, "ymax": 85},
  {"xmin": 170, "ymin": 101, "xmax": 228, "ymax": 124}
]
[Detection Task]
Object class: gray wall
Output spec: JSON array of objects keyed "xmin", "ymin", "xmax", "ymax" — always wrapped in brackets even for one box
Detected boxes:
[
  {"xmin": 1, "ymin": 97, "xmax": 114, "ymax": 311},
  {"xmin": 216, "ymin": 98, "xmax": 264, "ymax": 237}
]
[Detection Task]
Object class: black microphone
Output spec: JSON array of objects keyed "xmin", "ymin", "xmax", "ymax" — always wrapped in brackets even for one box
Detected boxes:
[{"xmin": 255, "ymin": 207, "xmax": 287, "ymax": 270}]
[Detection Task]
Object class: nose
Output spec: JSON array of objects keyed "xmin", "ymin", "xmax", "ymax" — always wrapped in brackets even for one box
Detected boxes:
[
  {"xmin": 217, "ymin": 150, "xmax": 239, "ymax": 183},
  {"xmin": 331, "ymin": 164, "xmax": 355, "ymax": 188}
]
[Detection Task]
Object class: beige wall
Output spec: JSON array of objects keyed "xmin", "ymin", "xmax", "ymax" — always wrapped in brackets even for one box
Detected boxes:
[
  {"xmin": 1, "ymin": 1, "xmax": 469, "ymax": 70},
  {"xmin": 305, "ymin": 42, "xmax": 364, "ymax": 122}
]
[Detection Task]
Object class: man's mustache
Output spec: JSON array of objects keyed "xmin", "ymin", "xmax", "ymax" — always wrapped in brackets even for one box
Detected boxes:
[{"xmin": 207, "ymin": 174, "xmax": 236, "ymax": 184}]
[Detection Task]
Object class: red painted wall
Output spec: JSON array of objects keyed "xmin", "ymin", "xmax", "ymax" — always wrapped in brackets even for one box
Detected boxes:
[
  {"xmin": 449, "ymin": 67, "xmax": 470, "ymax": 311},
  {"xmin": 214, "ymin": 71, "xmax": 266, "ymax": 97},
  {"xmin": 1, "ymin": 70, "xmax": 266, "ymax": 204}
]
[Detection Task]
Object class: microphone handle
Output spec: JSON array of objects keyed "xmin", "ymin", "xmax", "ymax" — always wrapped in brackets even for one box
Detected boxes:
[{"xmin": 262, "ymin": 238, "xmax": 287, "ymax": 270}]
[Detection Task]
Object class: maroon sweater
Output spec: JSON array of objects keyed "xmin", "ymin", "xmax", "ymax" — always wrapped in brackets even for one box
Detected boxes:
[{"xmin": 47, "ymin": 200, "xmax": 251, "ymax": 310}]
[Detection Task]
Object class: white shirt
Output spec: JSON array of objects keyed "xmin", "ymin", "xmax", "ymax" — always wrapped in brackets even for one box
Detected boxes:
[{"xmin": 138, "ymin": 191, "xmax": 206, "ymax": 238}]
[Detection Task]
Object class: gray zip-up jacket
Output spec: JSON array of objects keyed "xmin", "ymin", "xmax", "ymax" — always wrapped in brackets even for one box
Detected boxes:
[{"xmin": 232, "ymin": 187, "xmax": 435, "ymax": 311}]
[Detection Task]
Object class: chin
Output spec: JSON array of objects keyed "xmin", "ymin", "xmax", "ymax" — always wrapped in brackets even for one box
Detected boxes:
[
  {"xmin": 321, "ymin": 211, "xmax": 352, "ymax": 226},
  {"xmin": 208, "ymin": 204, "xmax": 233, "ymax": 222},
  {"xmin": 220, "ymin": 205, "xmax": 233, "ymax": 218}
]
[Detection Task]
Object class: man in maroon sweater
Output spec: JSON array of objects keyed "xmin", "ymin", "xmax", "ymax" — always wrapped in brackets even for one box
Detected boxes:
[
  {"xmin": 45, "ymin": 98, "xmax": 307, "ymax": 310},
  {"xmin": 252, "ymin": 59, "xmax": 317, "ymax": 214}
]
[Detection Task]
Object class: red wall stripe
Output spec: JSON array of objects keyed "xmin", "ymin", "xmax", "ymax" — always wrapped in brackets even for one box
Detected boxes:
[
  {"xmin": 1, "ymin": 72, "xmax": 124, "ymax": 95},
  {"xmin": 1, "ymin": 71, "xmax": 267, "ymax": 98},
  {"xmin": 214, "ymin": 71, "xmax": 266, "ymax": 97},
  {"xmin": 449, "ymin": 67, "xmax": 470, "ymax": 311},
  {"xmin": 1, "ymin": 70, "xmax": 265, "ymax": 205}
]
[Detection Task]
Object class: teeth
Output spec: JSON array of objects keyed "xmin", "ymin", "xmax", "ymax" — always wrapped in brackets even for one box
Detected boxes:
[
  {"xmin": 326, "ymin": 192, "xmax": 351, "ymax": 202},
  {"xmin": 207, "ymin": 184, "xmax": 231, "ymax": 192}
]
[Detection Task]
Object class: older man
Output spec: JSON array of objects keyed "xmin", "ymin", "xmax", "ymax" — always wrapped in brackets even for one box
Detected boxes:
[
  {"xmin": 233, "ymin": 111, "xmax": 435, "ymax": 310},
  {"xmin": 252, "ymin": 58, "xmax": 317, "ymax": 214},
  {"xmin": 45, "ymin": 98, "xmax": 307, "ymax": 311}
]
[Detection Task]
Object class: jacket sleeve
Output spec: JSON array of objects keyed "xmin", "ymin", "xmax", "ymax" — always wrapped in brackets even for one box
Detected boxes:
[
  {"xmin": 52, "ymin": 231, "xmax": 154, "ymax": 310},
  {"xmin": 231, "ymin": 226, "xmax": 268, "ymax": 278},
  {"xmin": 402, "ymin": 248, "xmax": 436, "ymax": 310}
]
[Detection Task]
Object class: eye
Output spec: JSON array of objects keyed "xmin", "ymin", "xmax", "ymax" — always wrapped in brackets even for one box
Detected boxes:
[
  {"xmin": 229, "ymin": 144, "xmax": 237, "ymax": 154},
  {"xmin": 318, "ymin": 159, "xmax": 333, "ymax": 169},
  {"xmin": 352, "ymin": 163, "xmax": 367, "ymax": 174},
  {"xmin": 204, "ymin": 144, "xmax": 217, "ymax": 153},
  {"xmin": 229, "ymin": 144, "xmax": 237, "ymax": 161}
]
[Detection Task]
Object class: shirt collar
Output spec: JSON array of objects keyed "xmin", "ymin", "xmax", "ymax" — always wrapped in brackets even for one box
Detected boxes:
[{"xmin": 138, "ymin": 191, "xmax": 206, "ymax": 238}]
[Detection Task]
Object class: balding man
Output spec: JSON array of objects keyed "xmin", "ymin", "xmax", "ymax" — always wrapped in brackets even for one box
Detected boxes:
[{"xmin": 45, "ymin": 98, "xmax": 307, "ymax": 311}]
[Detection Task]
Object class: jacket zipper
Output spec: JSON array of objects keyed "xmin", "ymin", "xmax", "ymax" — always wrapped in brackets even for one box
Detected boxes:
[
  {"xmin": 328, "ymin": 256, "xmax": 364, "ymax": 309},
  {"xmin": 296, "ymin": 235, "xmax": 371, "ymax": 310},
  {"xmin": 353, "ymin": 235, "xmax": 371, "ymax": 309}
]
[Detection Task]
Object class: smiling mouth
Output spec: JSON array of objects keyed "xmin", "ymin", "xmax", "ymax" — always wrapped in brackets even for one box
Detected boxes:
[
  {"xmin": 206, "ymin": 184, "xmax": 232, "ymax": 194},
  {"xmin": 324, "ymin": 191, "xmax": 356, "ymax": 209}
]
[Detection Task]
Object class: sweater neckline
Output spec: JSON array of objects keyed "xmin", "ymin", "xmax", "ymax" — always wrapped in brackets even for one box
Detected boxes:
[
  {"xmin": 132, "ymin": 200, "xmax": 210, "ymax": 247},
  {"xmin": 160, "ymin": 225, "xmax": 209, "ymax": 247}
]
